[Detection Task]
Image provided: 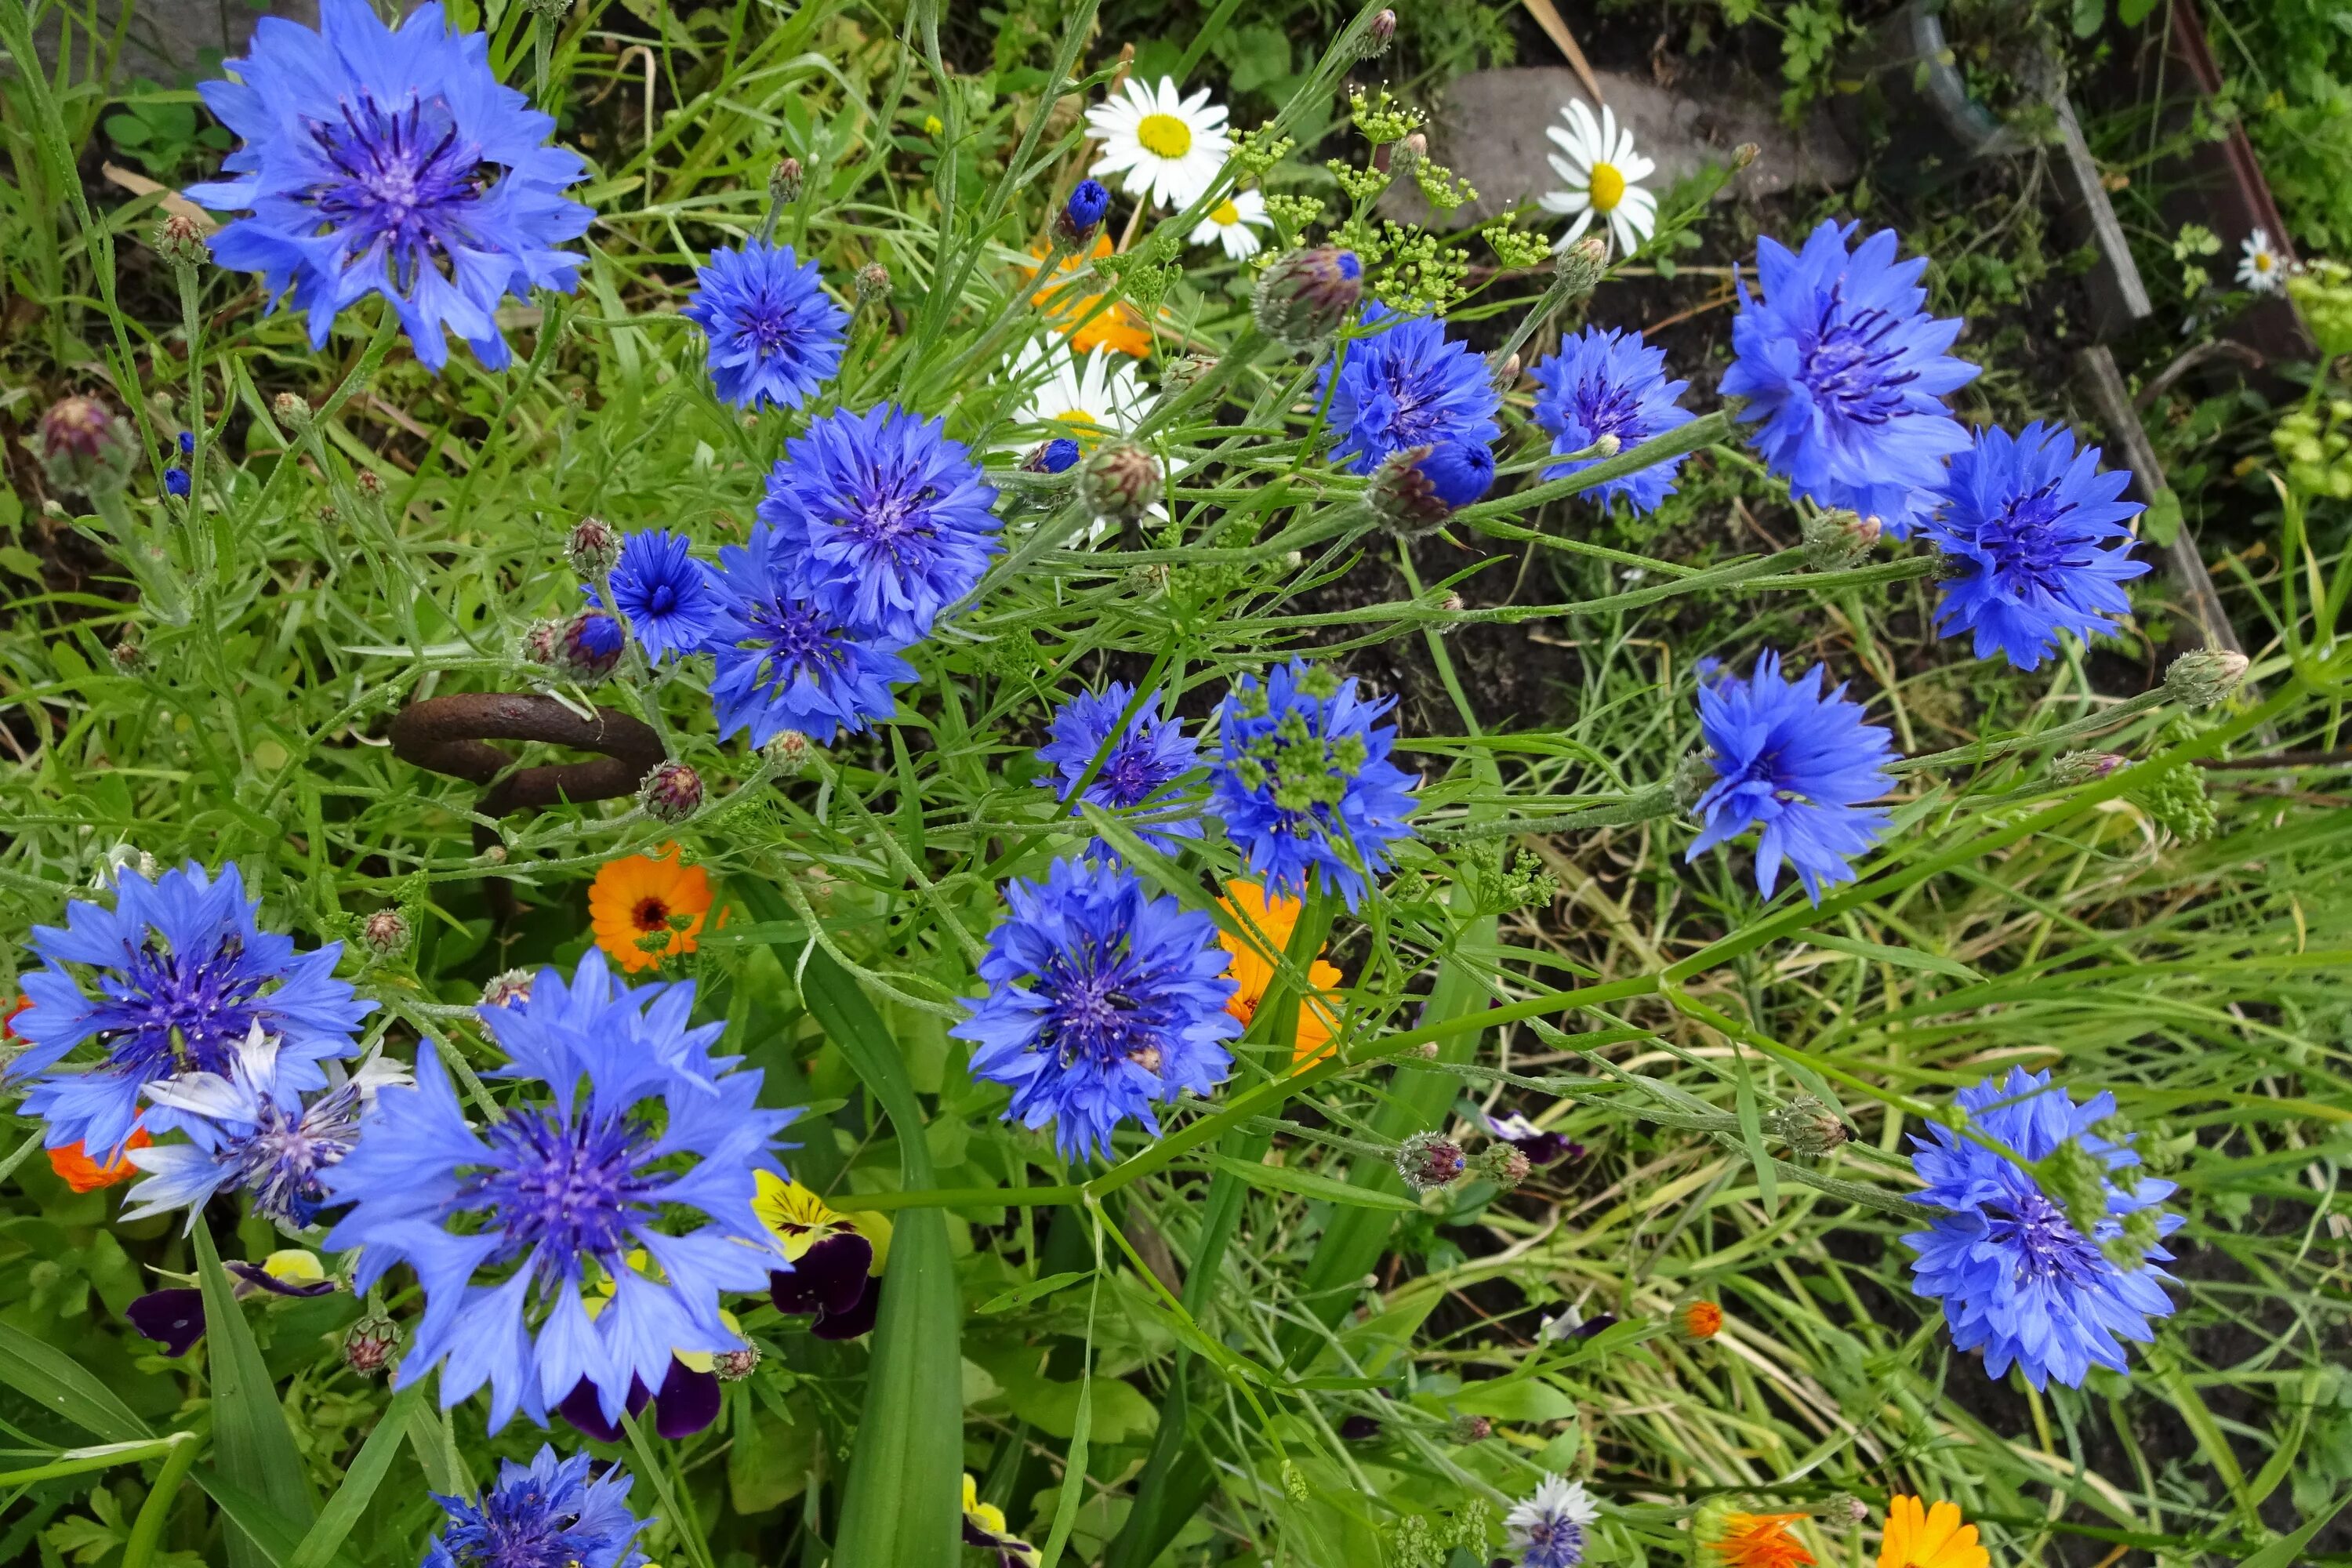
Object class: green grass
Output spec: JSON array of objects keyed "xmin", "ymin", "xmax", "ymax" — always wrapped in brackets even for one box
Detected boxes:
[{"xmin": 2, "ymin": 2, "xmax": 2350, "ymax": 1566}]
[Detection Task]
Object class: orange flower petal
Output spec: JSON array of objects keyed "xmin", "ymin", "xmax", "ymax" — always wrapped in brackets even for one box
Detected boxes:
[
  {"xmin": 49, "ymin": 1126, "xmax": 153, "ymax": 1193},
  {"xmin": 588, "ymin": 845, "xmax": 716, "ymax": 975}
]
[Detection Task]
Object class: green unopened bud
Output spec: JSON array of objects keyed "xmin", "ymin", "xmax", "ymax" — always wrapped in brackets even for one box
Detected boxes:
[
  {"xmin": 2032, "ymin": 1138, "xmax": 2112, "ymax": 1241},
  {"xmin": 110, "ymin": 640, "xmax": 146, "ymax": 674},
  {"xmin": 764, "ymin": 728, "xmax": 818, "ymax": 774},
  {"xmin": 2103, "ymin": 1205, "xmax": 2163, "ymax": 1269},
  {"xmin": 1252, "ymin": 247, "xmax": 1364, "ymax": 348},
  {"xmin": 1359, "ymin": 8, "xmax": 1396, "ymax": 59},
  {"xmin": 2164, "ymin": 648, "xmax": 2250, "ymax": 708},
  {"xmin": 769, "ymin": 155, "xmax": 804, "ymax": 205},
  {"xmin": 1470, "ymin": 1141, "xmax": 1531, "ymax": 1189},
  {"xmin": 1395, "ymin": 1131, "xmax": 1465, "ymax": 1193},
  {"xmin": 639, "ymin": 760, "xmax": 704, "ymax": 823},
  {"xmin": 1448, "ymin": 1414, "xmax": 1492, "ymax": 1444},
  {"xmin": 713, "ymin": 1343, "xmax": 761, "ymax": 1381},
  {"xmin": 273, "ymin": 392, "xmax": 314, "ymax": 431},
  {"xmin": 567, "ymin": 516, "xmax": 620, "ymax": 578},
  {"xmin": 359, "ymin": 908, "xmax": 411, "ymax": 958},
  {"xmin": 1769, "ymin": 1094, "xmax": 1848, "ymax": 1156},
  {"xmin": 1732, "ymin": 142, "xmax": 1761, "ymax": 171},
  {"xmin": 855, "ymin": 262, "xmax": 891, "ymax": 305},
  {"xmin": 1160, "ymin": 353, "xmax": 1218, "ymax": 394},
  {"xmin": 34, "ymin": 396, "xmax": 136, "ymax": 496},
  {"xmin": 1800, "ymin": 507, "xmax": 1880, "ymax": 569},
  {"xmin": 153, "ymin": 212, "xmax": 210, "ymax": 269},
  {"xmin": 343, "ymin": 1313, "xmax": 400, "ymax": 1375},
  {"xmin": 1671, "ymin": 750, "xmax": 1718, "ymax": 810},
  {"xmin": 1552, "ymin": 234, "xmax": 1609, "ymax": 300},
  {"xmin": 1077, "ymin": 441, "xmax": 1162, "ymax": 522},
  {"xmin": 2051, "ymin": 750, "xmax": 2126, "ymax": 786},
  {"xmin": 481, "ymin": 968, "xmax": 535, "ymax": 1007}
]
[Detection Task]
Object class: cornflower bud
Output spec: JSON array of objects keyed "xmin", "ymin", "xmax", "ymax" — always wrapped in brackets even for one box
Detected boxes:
[
  {"xmin": 481, "ymin": 968, "xmax": 535, "ymax": 1007},
  {"xmin": 1552, "ymin": 234, "xmax": 1610, "ymax": 302},
  {"xmin": 360, "ymin": 909, "xmax": 411, "ymax": 958},
  {"xmin": 1388, "ymin": 131, "xmax": 1427, "ymax": 179},
  {"xmin": 521, "ymin": 618, "xmax": 564, "ymax": 666},
  {"xmin": 273, "ymin": 391, "xmax": 314, "ymax": 430},
  {"xmin": 855, "ymin": 262, "xmax": 891, "ymax": 306},
  {"xmin": 355, "ymin": 469, "xmax": 385, "ymax": 499},
  {"xmin": 1395, "ymin": 1130, "xmax": 1465, "ymax": 1193},
  {"xmin": 2052, "ymin": 750, "xmax": 2127, "ymax": 786},
  {"xmin": 1471, "ymin": 1141, "xmax": 1531, "ymax": 1189},
  {"xmin": 2164, "ymin": 648, "xmax": 2250, "ymax": 708},
  {"xmin": 1800, "ymin": 507, "xmax": 1880, "ymax": 569},
  {"xmin": 567, "ymin": 516, "xmax": 620, "ymax": 577},
  {"xmin": 1769, "ymin": 1093, "xmax": 1847, "ymax": 1156},
  {"xmin": 550, "ymin": 609, "xmax": 625, "ymax": 683},
  {"xmin": 769, "ymin": 155, "xmax": 804, "ymax": 205},
  {"xmin": 1055, "ymin": 177, "xmax": 1110, "ymax": 248},
  {"xmin": 1023, "ymin": 437, "xmax": 1081, "ymax": 474},
  {"xmin": 153, "ymin": 212, "xmax": 210, "ymax": 269},
  {"xmin": 34, "ymin": 396, "xmax": 136, "ymax": 496},
  {"xmin": 1078, "ymin": 440, "xmax": 1162, "ymax": 522},
  {"xmin": 110, "ymin": 641, "xmax": 145, "ymax": 673},
  {"xmin": 1360, "ymin": 8, "xmax": 1397, "ymax": 58},
  {"xmin": 1160, "ymin": 353, "xmax": 1218, "ymax": 394},
  {"xmin": 343, "ymin": 1314, "xmax": 400, "ymax": 1376},
  {"xmin": 1368, "ymin": 441, "xmax": 1494, "ymax": 535},
  {"xmin": 764, "ymin": 728, "xmax": 817, "ymax": 774},
  {"xmin": 1448, "ymin": 1414, "xmax": 1492, "ymax": 1444},
  {"xmin": 639, "ymin": 759, "xmax": 704, "ymax": 822},
  {"xmin": 1732, "ymin": 142, "xmax": 1760, "ymax": 171},
  {"xmin": 713, "ymin": 1343, "xmax": 761, "ymax": 1382},
  {"xmin": 1671, "ymin": 749, "xmax": 1716, "ymax": 809},
  {"xmin": 1490, "ymin": 351, "xmax": 1522, "ymax": 393},
  {"xmin": 1252, "ymin": 247, "xmax": 1364, "ymax": 348},
  {"xmin": 1814, "ymin": 1494, "xmax": 1870, "ymax": 1527}
]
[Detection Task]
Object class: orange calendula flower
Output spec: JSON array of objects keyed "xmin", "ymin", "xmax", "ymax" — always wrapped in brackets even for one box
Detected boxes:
[
  {"xmin": 49, "ymin": 1125, "xmax": 152, "ymax": 1193},
  {"xmin": 1025, "ymin": 234, "xmax": 1152, "ymax": 358},
  {"xmin": 1710, "ymin": 1512, "xmax": 1815, "ymax": 1568},
  {"xmin": 588, "ymin": 845, "xmax": 714, "ymax": 975},
  {"xmin": 1877, "ymin": 1497, "xmax": 1987, "ymax": 1568},
  {"xmin": 1214, "ymin": 880, "xmax": 1345, "ymax": 1068},
  {"xmin": 1673, "ymin": 1299, "xmax": 1726, "ymax": 1341}
]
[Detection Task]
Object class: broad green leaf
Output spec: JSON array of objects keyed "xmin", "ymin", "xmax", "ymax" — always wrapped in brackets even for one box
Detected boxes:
[
  {"xmin": 187, "ymin": 1467, "xmax": 326, "ymax": 1568},
  {"xmin": 289, "ymin": 1381, "xmax": 424, "ymax": 1568},
  {"xmin": 1207, "ymin": 1152, "xmax": 1421, "ymax": 1212},
  {"xmin": 193, "ymin": 1225, "xmax": 315, "ymax": 1568},
  {"xmin": 0, "ymin": 1319, "xmax": 154, "ymax": 1444},
  {"xmin": 1449, "ymin": 1376, "xmax": 1578, "ymax": 1423}
]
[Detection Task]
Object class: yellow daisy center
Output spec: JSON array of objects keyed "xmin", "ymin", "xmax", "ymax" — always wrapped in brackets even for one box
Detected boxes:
[
  {"xmin": 1210, "ymin": 198, "xmax": 1240, "ymax": 226},
  {"xmin": 1589, "ymin": 162, "xmax": 1627, "ymax": 213},
  {"xmin": 1054, "ymin": 410, "xmax": 1102, "ymax": 431},
  {"xmin": 2255, "ymin": 252, "xmax": 2274, "ymax": 272},
  {"xmin": 1136, "ymin": 113, "xmax": 1192, "ymax": 160}
]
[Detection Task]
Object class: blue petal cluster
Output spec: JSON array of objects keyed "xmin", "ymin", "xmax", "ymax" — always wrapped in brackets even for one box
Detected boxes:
[
  {"xmin": 7, "ymin": 863, "xmax": 372, "ymax": 1160},
  {"xmin": 1036, "ymin": 683, "xmax": 1202, "ymax": 856},
  {"xmin": 1720, "ymin": 221, "xmax": 1979, "ymax": 536},
  {"xmin": 1905, "ymin": 1067, "xmax": 2180, "ymax": 1389},
  {"xmin": 425, "ymin": 1446, "xmax": 649, "ymax": 1568},
  {"xmin": 608, "ymin": 530, "xmax": 728, "ymax": 662},
  {"xmin": 1210, "ymin": 660, "xmax": 1420, "ymax": 910},
  {"xmin": 756, "ymin": 405, "xmax": 1003, "ymax": 645},
  {"xmin": 183, "ymin": 0, "xmax": 591, "ymax": 371},
  {"xmin": 952, "ymin": 858, "xmax": 1238, "ymax": 1161},
  {"xmin": 321, "ymin": 953, "xmax": 793, "ymax": 1430},
  {"xmin": 1687, "ymin": 652, "xmax": 1896, "ymax": 903},
  {"xmin": 1925, "ymin": 422, "xmax": 2150, "ymax": 670},
  {"xmin": 1412, "ymin": 441, "xmax": 1495, "ymax": 510},
  {"xmin": 681, "ymin": 240, "xmax": 849, "ymax": 412},
  {"xmin": 1528, "ymin": 325, "xmax": 1695, "ymax": 514},
  {"xmin": 706, "ymin": 522, "xmax": 916, "ymax": 746},
  {"xmin": 1318, "ymin": 306, "xmax": 1501, "ymax": 475}
]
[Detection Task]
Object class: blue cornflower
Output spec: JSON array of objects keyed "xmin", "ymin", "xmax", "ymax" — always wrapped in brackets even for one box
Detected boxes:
[
  {"xmin": 608, "ymin": 530, "xmax": 726, "ymax": 661},
  {"xmin": 1905, "ymin": 1067, "xmax": 2180, "ymax": 1389},
  {"xmin": 320, "ymin": 952, "xmax": 793, "ymax": 1430},
  {"xmin": 756, "ymin": 405, "xmax": 1002, "ymax": 644},
  {"xmin": 1505, "ymin": 1475, "xmax": 1598, "ymax": 1568},
  {"xmin": 122, "ymin": 1025, "xmax": 409, "ymax": 1229},
  {"xmin": 1720, "ymin": 220, "xmax": 1980, "ymax": 537},
  {"xmin": 951, "ymin": 858, "xmax": 1238, "ymax": 1161},
  {"xmin": 183, "ymin": 0, "xmax": 591, "ymax": 372},
  {"xmin": 425, "ymin": 1446, "xmax": 649, "ymax": 1568},
  {"xmin": 1057, "ymin": 178, "xmax": 1112, "ymax": 245},
  {"xmin": 1318, "ymin": 305, "xmax": 1501, "ymax": 475},
  {"xmin": 1529, "ymin": 325, "xmax": 1695, "ymax": 514},
  {"xmin": 1414, "ymin": 441, "xmax": 1495, "ymax": 510},
  {"xmin": 1025, "ymin": 436, "xmax": 1083, "ymax": 474},
  {"xmin": 1926, "ymin": 422, "xmax": 2150, "ymax": 670},
  {"xmin": 1210, "ymin": 660, "xmax": 1420, "ymax": 910},
  {"xmin": 681, "ymin": 240, "xmax": 849, "ymax": 412},
  {"xmin": 7, "ymin": 862, "xmax": 372, "ymax": 1161},
  {"xmin": 1687, "ymin": 652, "xmax": 1896, "ymax": 903},
  {"xmin": 164, "ymin": 467, "xmax": 192, "ymax": 498},
  {"xmin": 1036, "ymin": 682, "xmax": 1202, "ymax": 856},
  {"xmin": 176, "ymin": 431, "xmax": 195, "ymax": 457},
  {"xmin": 705, "ymin": 521, "xmax": 916, "ymax": 746}
]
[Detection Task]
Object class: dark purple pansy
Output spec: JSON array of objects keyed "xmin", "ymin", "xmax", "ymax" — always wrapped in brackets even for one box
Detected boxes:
[
  {"xmin": 558, "ymin": 1356, "xmax": 723, "ymax": 1443},
  {"xmin": 768, "ymin": 1230, "xmax": 881, "ymax": 1338}
]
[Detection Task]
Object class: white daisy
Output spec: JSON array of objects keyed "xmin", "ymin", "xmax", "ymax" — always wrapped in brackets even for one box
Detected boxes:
[
  {"xmin": 1085, "ymin": 76, "xmax": 1232, "ymax": 212},
  {"xmin": 1506, "ymin": 1475, "xmax": 1599, "ymax": 1568},
  {"xmin": 1539, "ymin": 99, "xmax": 1658, "ymax": 256},
  {"xmin": 1188, "ymin": 187, "xmax": 1269, "ymax": 260},
  {"xmin": 1007, "ymin": 339, "xmax": 1150, "ymax": 439},
  {"xmin": 2238, "ymin": 227, "xmax": 2285, "ymax": 294}
]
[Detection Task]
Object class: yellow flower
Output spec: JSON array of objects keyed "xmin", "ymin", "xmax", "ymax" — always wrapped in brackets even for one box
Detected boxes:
[
  {"xmin": 587, "ymin": 845, "xmax": 713, "ymax": 975},
  {"xmin": 1877, "ymin": 1497, "xmax": 1987, "ymax": 1568},
  {"xmin": 1214, "ymin": 880, "xmax": 1345, "ymax": 1069},
  {"xmin": 1709, "ymin": 1512, "xmax": 1815, "ymax": 1568},
  {"xmin": 961, "ymin": 1474, "xmax": 1040, "ymax": 1567},
  {"xmin": 1024, "ymin": 234, "xmax": 1152, "ymax": 359},
  {"xmin": 752, "ymin": 1171, "xmax": 891, "ymax": 1273}
]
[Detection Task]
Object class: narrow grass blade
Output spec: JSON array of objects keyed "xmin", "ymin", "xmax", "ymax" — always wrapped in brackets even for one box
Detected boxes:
[
  {"xmin": 290, "ymin": 1381, "xmax": 425, "ymax": 1568},
  {"xmin": 193, "ymin": 1224, "xmax": 316, "ymax": 1568},
  {"xmin": 0, "ymin": 1320, "xmax": 154, "ymax": 1444}
]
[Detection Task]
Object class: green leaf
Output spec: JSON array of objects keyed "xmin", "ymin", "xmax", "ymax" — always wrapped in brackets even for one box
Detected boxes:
[
  {"xmin": 1801, "ymin": 931, "xmax": 1983, "ymax": 982},
  {"xmin": 2116, "ymin": 0, "xmax": 2157, "ymax": 21},
  {"xmin": 188, "ymin": 1465, "xmax": 360, "ymax": 1568},
  {"xmin": 2070, "ymin": 0, "xmax": 2106, "ymax": 36},
  {"xmin": 289, "ymin": 1382, "xmax": 423, "ymax": 1568},
  {"xmin": 1207, "ymin": 1153, "xmax": 1422, "ymax": 1211},
  {"xmin": 2141, "ymin": 485, "xmax": 2184, "ymax": 547},
  {"xmin": 193, "ymin": 1225, "xmax": 316, "ymax": 1568},
  {"xmin": 0, "ymin": 1319, "xmax": 154, "ymax": 1443},
  {"xmin": 975, "ymin": 1270, "xmax": 1092, "ymax": 1316},
  {"xmin": 2239, "ymin": 1490, "xmax": 2351, "ymax": 1568},
  {"xmin": 0, "ymin": 545, "xmax": 44, "ymax": 581},
  {"xmin": 1449, "ymin": 1376, "xmax": 1578, "ymax": 1423},
  {"xmin": 797, "ymin": 945, "xmax": 964, "ymax": 1568}
]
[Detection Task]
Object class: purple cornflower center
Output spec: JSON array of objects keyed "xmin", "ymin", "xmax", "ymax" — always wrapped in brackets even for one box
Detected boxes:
[
  {"xmin": 1567, "ymin": 378, "xmax": 1645, "ymax": 445},
  {"xmin": 1978, "ymin": 481, "xmax": 2091, "ymax": 596},
  {"xmin": 466, "ymin": 1108, "xmax": 658, "ymax": 1278},
  {"xmin": 304, "ymin": 93, "xmax": 493, "ymax": 284},
  {"xmin": 1987, "ymin": 1185, "xmax": 2104, "ymax": 1283},
  {"xmin": 444, "ymin": 1489, "xmax": 597, "ymax": 1568},
  {"xmin": 1522, "ymin": 1518, "xmax": 1585, "ymax": 1568},
  {"xmin": 1039, "ymin": 944, "xmax": 1153, "ymax": 1070},
  {"xmin": 746, "ymin": 597, "xmax": 852, "ymax": 682},
  {"xmin": 835, "ymin": 477, "xmax": 945, "ymax": 566},
  {"xmin": 1096, "ymin": 741, "xmax": 1166, "ymax": 808},
  {"xmin": 1801, "ymin": 290, "xmax": 1916, "ymax": 426},
  {"xmin": 1375, "ymin": 361, "xmax": 1450, "ymax": 450},
  {"xmin": 741, "ymin": 295, "xmax": 804, "ymax": 356},
  {"xmin": 643, "ymin": 580, "xmax": 680, "ymax": 617},
  {"xmin": 235, "ymin": 1085, "xmax": 366, "ymax": 1228},
  {"xmin": 102, "ymin": 938, "xmax": 267, "ymax": 1077}
]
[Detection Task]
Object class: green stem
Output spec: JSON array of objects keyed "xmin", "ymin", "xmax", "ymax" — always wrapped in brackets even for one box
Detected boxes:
[
  {"xmin": 120, "ymin": 1433, "xmax": 202, "ymax": 1568},
  {"xmin": 0, "ymin": 1433, "xmax": 193, "ymax": 1489}
]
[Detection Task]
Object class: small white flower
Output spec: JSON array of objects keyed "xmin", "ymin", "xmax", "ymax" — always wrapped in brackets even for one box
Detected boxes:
[
  {"xmin": 2238, "ymin": 227, "xmax": 2285, "ymax": 294},
  {"xmin": 1085, "ymin": 76, "xmax": 1233, "ymax": 212},
  {"xmin": 1507, "ymin": 1475, "xmax": 1599, "ymax": 1568},
  {"xmin": 1539, "ymin": 99, "xmax": 1658, "ymax": 256},
  {"xmin": 1189, "ymin": 187, "xmax": 1269, "ymax": 260},
  {"xmin": 1007, "ymin": 339, "xmax": 1151, "ymax": 439}
]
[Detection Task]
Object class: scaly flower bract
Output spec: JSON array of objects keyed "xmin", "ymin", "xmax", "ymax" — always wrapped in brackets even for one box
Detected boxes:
[
  {"xmin": 1506, "ymin": 1474, "xmax": 1598, "ymax": 1568},
  {"xmin": 1319, "ymin": 306, "xmax": 1501, "ymax": 475},
  {"xmin": 608, "ymin": 530, "xmax": 728, "ymax": 662},
  {"xmin": 123, "ymin": 1022, "xmax": 408, "ymax": 1229},
  {"xmin": 705, "ymin": 521, "xmax": 916, "ymax": 746},
  {"xmin": 1529, "ymin": 325, "xmax": 1696, "ymax": 514},
  {"xmin": 1539, "ymin": 99, "xmax": 1659, "ymax": 255},
  {"xmin": 1904, "ymin": 1066, "xmax": 2180, "ymax": 1390},
  {"xmin": 8, "ymin": 863, "xmax": 372, "ymax": 1161},
  {"xmin": 681, "ymin": 238, "xmax": 848, "ymax": 410},
  {"xmin": 1877, "ymin": 1497, "xmax": 1988, "ymax": 1568},
  {"xmin": 755, "ymin": 405, "xmax": 1002, "ymax": 645},
  {"xmin": 1721, "ymin": 221, "xmax": 1979, "ymax": 537},
  {"xmin": 1687, "ymin": 652, "xmax": 1896, "ymax": 904},
  {"xmin": 321, "ymin": 952, "xmax": 795, "ymax": 1430},
  {"xmin": 183, "ymin": 0, "xmax": 591, "ymax": 371},
  {"xmin": 1925, "ymin": 422, "xmax": 2148, "ymax": 670},
  {"xmin": 424, "ymin": 1446, "xmax": 649, "ymax": 1568},
  {"xmin": 1084, "ymin": 76, "xmax": 1232, "ymax": 212},
  {"xmin": 952, "ymin": 858, "xmax": 1238, "ymax": 1162},
  {"xmin": 1036, "ymin": 682, "xmax": 1202, "ymax": 856},
  {"xmin": 1210, "ymin": 660, "xmax": 1420, "ymax": 910}
]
